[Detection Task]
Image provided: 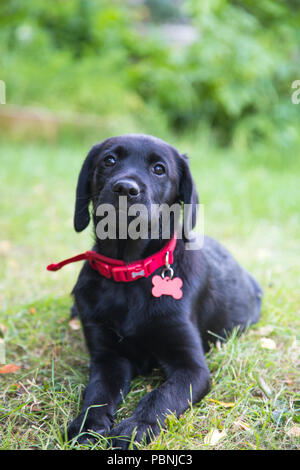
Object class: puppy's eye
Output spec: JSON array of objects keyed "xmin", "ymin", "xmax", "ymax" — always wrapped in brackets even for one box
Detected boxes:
[
  {"xmin": 152, "ymin": 163, "xmax": 165, "ymax": 175},
  {"xmin": 104, "ymin": 155, "xmax": 116, "ymax": 167}
]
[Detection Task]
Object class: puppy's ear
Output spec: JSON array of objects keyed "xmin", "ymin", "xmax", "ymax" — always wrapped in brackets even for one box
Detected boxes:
[
  {"xmin": 74, "ymin": 144, "xmax": 101, "ymax": 232},
  {"xmin": 177, "ymin": 154, "xmax": 199, "ymax": 239}
]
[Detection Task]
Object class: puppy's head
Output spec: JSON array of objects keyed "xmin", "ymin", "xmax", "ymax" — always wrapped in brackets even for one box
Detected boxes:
[{"xmin": 74, "ymin": 134, "xmax": 198, "ymax": 240}]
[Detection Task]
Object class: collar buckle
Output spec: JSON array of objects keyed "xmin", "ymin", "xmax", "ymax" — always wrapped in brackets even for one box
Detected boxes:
[
  {"xmin": 129, "ymin": 258, "xmax": 152, "ymax": 281},
  {"xmin": 112, "ymin": 258, "xmax": 153, "ymax": 282}
]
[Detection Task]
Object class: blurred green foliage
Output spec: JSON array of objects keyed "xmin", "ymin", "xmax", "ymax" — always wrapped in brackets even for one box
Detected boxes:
[
  {"xmin": 182, "ymin": 0, "xmax": 300, "ymax": 148},
  {"xmin": 145, "ymin": 0, "xmax": 184, "ymax": 23},
  {"xmin": 0, "ymin": 0, "xmax": 299, "ymax": 149}
]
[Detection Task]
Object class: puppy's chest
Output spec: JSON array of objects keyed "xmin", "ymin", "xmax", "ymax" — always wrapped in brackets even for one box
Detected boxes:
[{"xmin": 96, "ymin": 282, "xmax": 150, "ymax": 338}]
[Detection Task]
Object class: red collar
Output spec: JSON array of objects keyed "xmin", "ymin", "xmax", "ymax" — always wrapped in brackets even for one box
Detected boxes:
[{"xmin": 47, "ymin": 236, "xmax": 177, "ymax": 283}]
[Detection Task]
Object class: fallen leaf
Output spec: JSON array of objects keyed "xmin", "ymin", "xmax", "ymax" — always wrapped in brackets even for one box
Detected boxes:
[
  {"xmin": 204, "ymin": 428, "xmax": 227, "ymax": 446},
  {"xmin": 69, "ymin": 318, "xmax": 81, "ymax": 330},
  {"xmin": 0, "ymin": 364, "xmax": 20, "ymax": 374},
  {"xmin": 28, "ymin": 405, "xmax": 42, "ymax": 413},
  {"xmin": 233, "ymin": 419, "xmax": 252, "ymax": 432},
  {"xmin": 8, "ymin": 383, "xmax": 21, "ymax": 393},
  {"xmin": 287, "ymin": 425, "xmax": 300, "ymax": 438},
  {"xmin": 258, "ymin": 325, "xmax": 274, "ymax": 336},
  {"xmin": 283, "ymin": 376, "xmax": 294, "ymax": 386},
  {"xmin": 0, "ymin": 240, "xmax": 11, "ymax": 254},
  {"xmin": 260, "ymin": 337, "xmax": 276, "ymax": 350},
  {"xmin": 207, "ymin": 398, "xmax": 235, "ymax": 408}
]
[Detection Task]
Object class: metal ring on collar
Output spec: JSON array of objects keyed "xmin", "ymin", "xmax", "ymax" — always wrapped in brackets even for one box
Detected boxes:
[{"xmin": 161, "ymin": 266, "xmax": 174, "ymax": 279}]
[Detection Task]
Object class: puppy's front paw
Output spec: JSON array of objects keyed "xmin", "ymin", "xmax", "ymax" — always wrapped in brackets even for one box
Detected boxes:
[
  {"xmin": 67, "ymin": 407, "xmax": 113, "ymax": 444},
  {"xmin": 109, "ymin": 417, "xmax": 160, "ymax": 450}
]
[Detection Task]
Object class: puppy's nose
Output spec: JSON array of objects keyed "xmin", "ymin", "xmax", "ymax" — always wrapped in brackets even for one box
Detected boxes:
[{"xmin": 112, "ymin": 179, "xmax": 140, "ymax": 197}]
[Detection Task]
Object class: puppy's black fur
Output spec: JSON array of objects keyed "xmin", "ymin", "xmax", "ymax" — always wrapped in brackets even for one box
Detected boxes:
[{"xmin": 67, "ymin": 134, "xmax": 262, "ymax": 448}]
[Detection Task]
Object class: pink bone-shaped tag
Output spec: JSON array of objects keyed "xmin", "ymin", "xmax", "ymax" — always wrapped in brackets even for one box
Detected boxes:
[{"xmin": 151, "ymin": 275, "xmax": 183, "ymax": 300}]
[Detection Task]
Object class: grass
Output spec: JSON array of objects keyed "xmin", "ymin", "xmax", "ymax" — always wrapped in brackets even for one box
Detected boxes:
[{"xmin": 0, "ymin": 134, "xmax": 299, "ymax": 450}]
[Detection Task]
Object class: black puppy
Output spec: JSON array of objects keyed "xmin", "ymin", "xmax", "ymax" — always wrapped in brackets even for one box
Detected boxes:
[{"xmin": 62, "ymin": 134, "xmax": 262, "ymax": 448}]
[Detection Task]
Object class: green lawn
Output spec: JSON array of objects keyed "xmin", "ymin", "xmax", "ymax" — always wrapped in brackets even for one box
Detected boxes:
[{"xmin": 0, "ymin": 135, "xmax": 299, "ymax": 450}]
